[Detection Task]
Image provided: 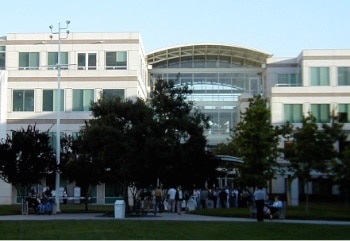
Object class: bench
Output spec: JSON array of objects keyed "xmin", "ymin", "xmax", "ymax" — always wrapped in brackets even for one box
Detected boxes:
[
  {"xmin": 22, "ymin": 197, "xmax": 39, "ymax": 215},
  {"xmin": 250, "ymin": 201, "xmax": 286, "ymax": 219}
]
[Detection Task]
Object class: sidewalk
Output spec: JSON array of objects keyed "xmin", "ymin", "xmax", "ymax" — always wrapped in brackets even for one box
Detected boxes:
[{"xmin": 0, "ymin": 212, "xmax": 349, "ymax": 225}]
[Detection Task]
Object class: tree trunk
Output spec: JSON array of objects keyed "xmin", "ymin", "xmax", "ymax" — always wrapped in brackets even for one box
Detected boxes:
[{"xmin": 305, "ymin": 181, "xmax": 309, "ymax": 212}]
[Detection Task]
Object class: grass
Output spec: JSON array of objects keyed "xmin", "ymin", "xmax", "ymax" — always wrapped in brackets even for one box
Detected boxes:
[
  {"xmin": 0, "ymin": 220, "xmax": 350, "ymax": 239},
  {"xmin": 0, "ymin": 203, "xmax": 349, "ymax": 240}
]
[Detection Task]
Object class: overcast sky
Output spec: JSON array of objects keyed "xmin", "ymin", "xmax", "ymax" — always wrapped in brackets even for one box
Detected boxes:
[{"xmin": 1, "ymin": 0, "xmax": 349, "ymax": 57}]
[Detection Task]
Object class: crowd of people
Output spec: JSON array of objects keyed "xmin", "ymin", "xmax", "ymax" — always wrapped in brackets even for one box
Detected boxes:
[{"xmin": 136, "ymin": 184, "xmax": 283, "ymax": 218}]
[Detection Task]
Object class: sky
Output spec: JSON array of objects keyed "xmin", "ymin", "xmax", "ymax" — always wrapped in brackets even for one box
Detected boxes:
[{"xmin": 1, "ymin": 0, "xmax": 349, "ymax": 57}]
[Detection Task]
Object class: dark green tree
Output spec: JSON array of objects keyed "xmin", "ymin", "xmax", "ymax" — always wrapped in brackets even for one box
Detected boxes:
[
  {"xmin": 60, "ymin": 134, "xmax": 105, "ymax": 211},
  {"xmin": 150, "ymin": 78, "xmax": 218, "ymax": 188},
  {"xmin": 230, "ymin": 95, "xmax": 291, "ymax": 187},
  {"xmin": 61, "ymin": 96, "xmax": 156, "ymax": 212},
  {"xmin": 0, "ymin": 125, "xmax": 56, "ymax": 201},
  {"xmin": 288, "ymin": 112, "xmax": 342, "ymax": 211},
  {"xmin": 332, "ymin": 146, "xmax": 350, "ymax": 208}
]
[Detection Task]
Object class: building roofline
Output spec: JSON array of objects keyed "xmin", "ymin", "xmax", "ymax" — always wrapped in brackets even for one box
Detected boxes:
[{"xmin": 146, "ymin": 43, "xmax": 273, "ymax": 68}]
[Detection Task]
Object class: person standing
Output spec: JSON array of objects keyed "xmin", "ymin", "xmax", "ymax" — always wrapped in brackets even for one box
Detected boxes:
[
  {"xmin": 200, "ymin": 188, "xmax": 208, "ymax": 209},
  {"xmin": 175, "ymin": 185, "xmax": 183, "ymax": 215},
  {"xmin": 167, "ymin": 187, "xmax": 176, "ymax": 213},
  {"xmin": 254, "ymin": 186, "xmax": 266, "ymax": 222},
  {"xmin": 154, "ymin": 186, "xmax": 163, "ymax": 215}
]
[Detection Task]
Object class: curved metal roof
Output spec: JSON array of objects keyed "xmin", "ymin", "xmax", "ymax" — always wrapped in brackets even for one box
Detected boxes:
[{"xmin": 146, "ymin": 43, "xmax": 272, "ymax": 68}]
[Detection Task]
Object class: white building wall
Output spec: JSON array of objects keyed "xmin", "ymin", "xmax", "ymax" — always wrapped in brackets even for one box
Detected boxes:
[{"xmin": 0, "ymin": 32, "xmax": 147, "ymax": 204}]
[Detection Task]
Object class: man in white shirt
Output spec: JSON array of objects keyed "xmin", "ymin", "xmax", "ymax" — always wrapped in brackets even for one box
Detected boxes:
[
  {"xmin": 253, "ymin": 186, "xmax": 266, "ymax": 222},
  {"xmin": 167, "ymin": 187, "xmax": 176, "ymax": 213}
]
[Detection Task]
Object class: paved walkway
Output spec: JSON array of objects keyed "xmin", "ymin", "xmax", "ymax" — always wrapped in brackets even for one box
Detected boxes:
[{"xmin": 0, "ymin": 212, "xmax": 349, "ymax": 225}]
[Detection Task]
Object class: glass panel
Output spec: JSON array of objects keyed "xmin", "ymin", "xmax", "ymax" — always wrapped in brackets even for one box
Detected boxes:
[
  {"xmin": 338, "ymin": 104, "xmax": 350, "ymax": 123},
  {"xmin": 48, "ymin": 52, "xmax": 57, "ymax": 69},
  {"xmin": 78, "ymin": 53, "xmax": 86, "ymax": 70},
  {"xmin": 311, "ymin": 67, "xmax": 329, "ymax": 86},
  {"xmin": 73, "ymin": 89, "xmax": 94, "ymax": 111},
  {"xmin": 13, "ymin": 90, "xmax": 34, "ymax": 111},
  {"xmin": 106, "ymin": 52, "xmax": 116, "ymax": 69},
  {"xmin": 0, "ymin": 52, "xmax": 5, "ymax": 70},
  {"xmin": 116, "ymin": 51, "xmax": 127, "ymax": 68},
  {"xmin": 28, "ymin": 53, "xmax": 39, "ymax": 70},
  {"xmin": 43, "ymin": 90, "xmax": 64, "ymax": 111},
  {"xmin": 60, "ymin": 52, "xmax": 68, "ymax": 69},
  {"xmin": 88, "ymin": 53, "xmax": 96, "ymax": 70},
  {"xmin": 103, "ymin": 89, "xmax": 125, "ymax": 99},
  {"xmin": 43, "ymin": 90, "xmax": 54, "ymax": 111},
  {"xmin": 338, "ymin": 67, "xmax": 350, "ymax": 86},
  {"xmin": 19, "ymin": 52, "xmax": 39, "ymax": 70},
  {"xmin": 311, "ymin": 104, "xmax": 330, "ymax": 123},
  {"xmin": 284, "ymin": 104, "xmax": 302, "ymax": 123},
  {"xmin": 19, "ymin": 53, "xmax": 29, "ymax": 70}
]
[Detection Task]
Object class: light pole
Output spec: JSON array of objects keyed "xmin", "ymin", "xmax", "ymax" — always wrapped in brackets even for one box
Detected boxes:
[{"xmin": 49, "ymin": 20, "xmax": 70, "ymax": 213}]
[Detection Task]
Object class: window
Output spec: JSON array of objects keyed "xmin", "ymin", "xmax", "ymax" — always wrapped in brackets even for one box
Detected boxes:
[
  {"xmin": 311, "ymin": 104, "xmax": 330, "ymax": 123},
  {"xmin": 338, "ymin": 104, "xmax": 350, "ymax": 123},
  {"xmin": 338, "ymin": 67, "xmax": 350, "ymax": 86},
  {"xmin": 43, "ymin": 90, "xmax": 64, "ymax": 111},
  {"xmin": 48, "ymin": 52, "xmax": 68, "ymax": 70},
  {"xmin": 19, "ymin": 52, "xmax": 39, "ymax": 70},
  {"xmin": 106, "ymin": 51, "xmax": 127, "ymax": 69},
  {"xmin": 73, "ymin": 89, "xmax": 94, "ymax": 111},
  {"xmin": 0, "ymin": 46, "xmax": 5, "ymax": 70},
  {"xmin": 277, "ymin": 74, "xmax": 299, "ymax": 86},
  {"xmin": 78, "ymin": 53, "xmax": 97, "ymax": 70},
  {"xmin": 103, "ymin": 89, "xmax": 125, "ymax": 99},
  {"xmin": 284, "ymin": 104, "xmax": 303, "ymax": 123},
  {"xmin": 310, "ymin": 67, "xmax": 329, "ymax": 86},
  {"xmin": 13, "ymin": 90, "xmax": 34, "ymax": 111}
]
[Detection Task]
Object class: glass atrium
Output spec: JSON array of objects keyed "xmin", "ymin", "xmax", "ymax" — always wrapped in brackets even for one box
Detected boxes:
[{"xmin": 147, "ymin": 44, "xmax": 271, "ymax": 146}]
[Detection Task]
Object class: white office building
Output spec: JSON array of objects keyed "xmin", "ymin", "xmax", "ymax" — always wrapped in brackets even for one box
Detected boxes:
[{"xmin": 1, "ymin": 32, "xmax": 349, "ymax": 205}]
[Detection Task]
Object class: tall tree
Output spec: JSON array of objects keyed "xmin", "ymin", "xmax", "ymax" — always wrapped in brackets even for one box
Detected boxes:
[
  {"xmin": 60, "ymin": 134, "xmax": 105, "ymax": 211},
  {"xmin": 288, "ymin": 112, "xmax": 342, "ymax": 211},
  {"xmin": 230, "ymin": 95, "xmax": 291, "ymax": 187},
  {"xmin": 150, "ymin": 78, "xmax": 218, "ymax": 188},
  {"xmin": 0, "ymin": 125, "xmax": 56, "ymax": 200},
  {"xmin": 332, "ymin": 146, "xmax": 350, "ymax": 208},
  {"xmin": 61, "ymin": 96, "xmax": 156, "ymax": 212}
]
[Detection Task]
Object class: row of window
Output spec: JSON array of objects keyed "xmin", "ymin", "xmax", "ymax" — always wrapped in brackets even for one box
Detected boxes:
[
  {"xmin": 284, "ymin": 103, "xmax": 350, "ymax": 123},
  {"xmin": 12, "ymin": 89, "xmax": 125, "ymax": 112},
  {"xmin": 277, "ymin": 67, "xmax": 350, "ymax": 86},
  {"xmin": 1, "ymin": 48, "xmax": 128, "ymax": 70}
]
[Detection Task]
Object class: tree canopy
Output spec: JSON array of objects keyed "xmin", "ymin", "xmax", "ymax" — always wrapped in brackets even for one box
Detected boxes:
[
  {"xmin": 221, "ymin": 95, "xmax": 291, "ymax": 187},
  {"xmin": 0, "ymin": 125, "xmax": 56, "ymax": 197},
  {"xmin": 60, "ymin": 78, "xmax": 218, "ymax": 211}
]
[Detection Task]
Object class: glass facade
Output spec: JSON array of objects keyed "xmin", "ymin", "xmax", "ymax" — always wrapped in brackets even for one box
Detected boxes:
[{"xmin": 148, "ymin": 45, "xmax": 268, "ymax": 145}]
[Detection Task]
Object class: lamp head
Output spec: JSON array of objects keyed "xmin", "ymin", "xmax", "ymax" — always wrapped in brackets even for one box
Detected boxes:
[
  {"xmin": 66, "ymin": 20, "xmax": 70, "ymax": 25},
  {"xmin": 49, "ymin": 25, "xmax": 53, "ymax": 30}
]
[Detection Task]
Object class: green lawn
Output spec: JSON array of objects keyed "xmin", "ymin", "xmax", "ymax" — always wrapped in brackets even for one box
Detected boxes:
[
  {"xmin": 0, "ymin": 220, "xmax": 350, "ymax": 240},
  {"xmin": 0, "ymin": 203, "xmax": 349, "ymax": 240}
]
